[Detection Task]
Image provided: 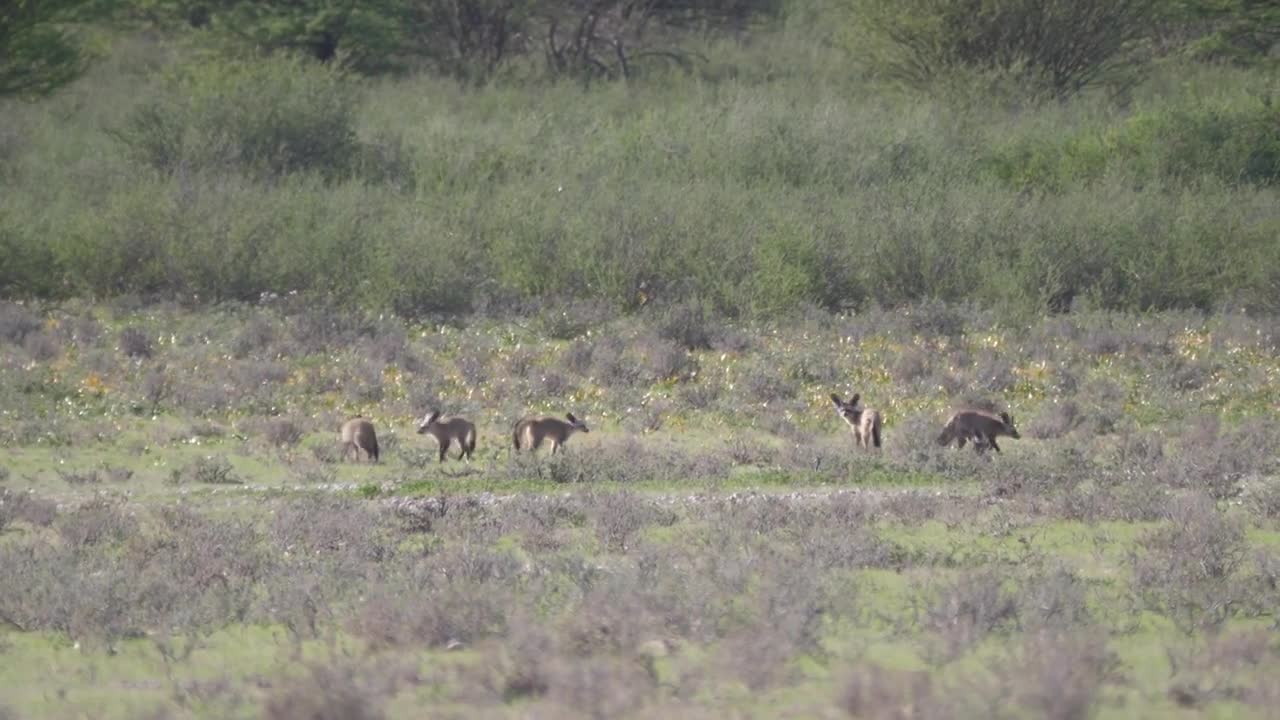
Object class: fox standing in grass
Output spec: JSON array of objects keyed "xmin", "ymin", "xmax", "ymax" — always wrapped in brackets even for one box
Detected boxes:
[
  {"xmin": 512, "ymin": 413, "xmax": 589, "ymax": 454},
  {"xmin": 937, "ymin": 409, "xmax": 1020, "ymax": 453},
  {"xmin": 339, "ymin": 417, "xmax": 379, "ymax": 463},
  {"xmin": 830, "ymin": 393, "xmax": 883, "ymax": 449},
  {"xmin": 417, "ymin": 411, "xmax": 477, "ymax": 463}
]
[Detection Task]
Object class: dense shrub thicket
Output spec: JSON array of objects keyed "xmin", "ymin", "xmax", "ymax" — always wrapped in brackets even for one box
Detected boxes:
[{"xmin": 0, "ymin": 3, "xmax": 1277, "ymax": 317}]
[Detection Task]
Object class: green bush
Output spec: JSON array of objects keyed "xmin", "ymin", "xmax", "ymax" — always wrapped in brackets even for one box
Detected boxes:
[
  {"xmin": 986, "ymin": 93, "xmax": 1280, "ymax": 190},
  {"xmin": 111, "ymin": 56, "xmax": 364, "ymax": 181},
  {"xmin": 3, "ymin": 34, "xmax": 1278, "ymax": 317}
]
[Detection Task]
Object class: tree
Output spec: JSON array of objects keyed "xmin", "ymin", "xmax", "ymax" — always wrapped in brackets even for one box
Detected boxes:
[
  {"xmin": 0, "ymin": 0, "xmax": 94, "ymax": 98},
  {"xmin": 538, "ymin": 0, "xmax": 778, "ymax": 81},
  {"xmin": 131, "ymin": 0, "xmax": 778, "ymax": 81},
  {"xmin": 850, "ymin": 0, "xmax": 1162, "ymax": 99},
  {"xmin": 397, "ymin": 0, "xmax": 533, "ymax": 82},
  {"xmin": 1169, "ymin": 0, "xmax": 1280, "ymax": 65},
  {"xmin": 137, "ymin": 0, "xmax": 406, "ymax": 73}
]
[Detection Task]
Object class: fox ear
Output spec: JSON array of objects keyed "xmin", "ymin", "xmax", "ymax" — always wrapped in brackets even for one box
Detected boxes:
[
  {"xmin": 1000, "ymin": 412, "xmax": 1011, "ymax": 423},
  {"xmin": 566, "ymin": 412, "xmax": 577, "ymax": 422},
  {"xmin": 849, "ymin": 394, "xmax": 860, "ymax": 406},
  {"xmin": 830, "ymin": 394, "xmax": 843, "ymax": 406}
]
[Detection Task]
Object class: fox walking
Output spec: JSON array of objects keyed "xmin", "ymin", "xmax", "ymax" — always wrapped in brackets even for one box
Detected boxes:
[
  {"xmin": 417, "ymin": 411, "xmax": 477, "ymax": 463},
  {"xmin": 937, "ymin": 410, "xmax": 1020, "ymax": 454},
  {"xmin": 512, "ymin": 413, "xmax": 590, "ymax": 454}
]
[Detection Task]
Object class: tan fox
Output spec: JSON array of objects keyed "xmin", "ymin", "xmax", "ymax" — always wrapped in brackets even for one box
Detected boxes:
[
  {"xmin": 417, "ymin": 411, "xmax": 477, "ymax": 463},
  {"xmin": 830, "ymin": 393, "xmax": 883, "ymax": 449},
  {"xmin": 512, "ymin": 413, "xmax": 590, "ymax": 454},
  {"xmin": 936, "ymin": 409, "xmax": 1020, "ymax": 454},
  {"xmin": 339, "ymin": 417, "xmax": 379, "ymax": 463}
]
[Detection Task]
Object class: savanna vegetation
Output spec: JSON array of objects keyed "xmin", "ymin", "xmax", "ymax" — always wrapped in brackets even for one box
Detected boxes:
[{"xmin": 2, "ymin": 0, "xmax": 1280, "ymax": 718}]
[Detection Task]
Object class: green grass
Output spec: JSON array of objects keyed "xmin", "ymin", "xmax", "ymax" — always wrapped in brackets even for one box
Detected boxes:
[{"xmin": 0, "ymin": 628, "xmax": 381, "ymax": 720}]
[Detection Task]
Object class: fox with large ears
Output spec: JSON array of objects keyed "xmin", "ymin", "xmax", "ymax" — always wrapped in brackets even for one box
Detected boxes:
[
  {"xmin": 830, "ymin": 393, "xmax": 883, "ymax": 449},
  {"xmin": 937, "ymin": 409, "xmax": 1020, "ymax": 454},
  {"xmin": 512, "ymin": 413, "xmax": 590, "ymax": 454},
  {"xmin": 416, "ymin": 411, "xmax": 477, "ymax": 463}
]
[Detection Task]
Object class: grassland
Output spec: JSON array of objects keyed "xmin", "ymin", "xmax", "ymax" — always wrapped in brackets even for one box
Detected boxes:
[
  {"xmin": 4, "ymin": 5, "xmax": 1280, "ymax": 717},
  {"xmin": 3, "ymin": 300, "xmax": 1280, "ymax": 718}
]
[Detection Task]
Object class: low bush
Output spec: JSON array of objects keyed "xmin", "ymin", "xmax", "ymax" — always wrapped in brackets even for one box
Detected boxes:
[
  {"xmin": 112, "ymin": 57, "xmax": 366, "ymax": 183},
  {"xmin": 168, "ymin": 456, "xmax": 241, "ymax": 485},
  {"xmin": 1131, "ymin": 494, "xmax": 1249, "ymax": 631},
  {"xmin": 118, "ymin": 326, "xmax": 153, "ymax": 359}
]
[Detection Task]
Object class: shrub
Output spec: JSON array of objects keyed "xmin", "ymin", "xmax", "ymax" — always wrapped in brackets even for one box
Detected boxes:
[
  {"xmin": 1026, "ymin": 400, "xmax": 1084, "ymax": 440},
  {"xmin": 890, "ymin": 345, "xmax": 931, "ymax": 384},
  {"xmin": 140, "ymin": 367, "xmax": 170, "ymax": 412},
  {"xmin": 988, "ymin": 94, "xmax": 1280, "ymax": 190},
  {"xmin": 739, "ymin": 359, "xmax": 797, "ymax": 403},
  {"xmin": 270, "ymin": 496, "xmax": 386, "ymax": 561},
  {"xmin": 993, "ymin": 630, "xmax": 1121, "ymax": 720},
  {"xmin": 589, "ymin": 335, "xmax": 641, "ymax": 387},
  {"xmin": 923, "ymin": 567, "xmax": 1020, "ymax": 663},
  {"xmin": 286, "ymin": 303, "xmax": 377, "ymax": 356},
  {"xmin": 583, "ymin": 490, "xmax": 675, "ymax": 552},
  {"xmin": 263, "ymin": 418, "xmax": 305, "ymax": 448},
  {"xmin": 22, "ymin": 331, "xmax": 60, "ymax": 361},
  {"xmin": 1240, "ymin": 476, "xmax": 1280, "ymax": 519},
  {"xmin": 0, "ymin": 491, "xmax": 56, "ymax": 529},
  {"xmin": 676, "ymin": 380, "xmax": 721, "ymax": 411},
  {"xmin": 113, "ymin": 57, "xmax": 365, "ymax": 182},
  {"xmin": 1156, "ymin": 416, "xmax": 1278, "ymax": 499},
  {"xmin": 362, "ymin": 318, "xmax": 410, "ymax": 365},
  {"xmin": 56, "ymin": 499, "xmax": 136, "ymax": 548},
  {"xmin": 57, "ymin": 469, "xmax": 102, "ymax": 486},
  {"xmin": 1131, "ymin": 494, "xmax": 1248, "ymax": 631},
  {"xmin": 262, "ymin": 662, "xmax": 387, "ymax": 720},
  {"xmin": 654, "ymin": 298, "xmax": 719, "ymax": 350},
  {"xmin": 839, "ymin": 664, "xmax": 936, "ymax": 720},
  {"xmin": 169, "ymin": 456, "xmax": 241, "ymax": 485},
  {"xmin": 231, "ymin": 314, "xmax": 278, "ymax": 358},
  {"xmin": 562, "ymin": 338, "xmax": 595, "ymax": 376},
  {"xmin": 1019, "ymin": 565, "xmax": 1091, "ymax": 630},
  {"xmin": 118, "ymin": 326, "xmax": 153, "ymax": 358},
  {"xmin": 0, "ymin": 302, "xmax": 41, "ymax": 344},
  {"xmin": 1164, "ymin": 628, "xmax": 1279, "ymax": 712},
  {"xmin": 353, "ymin": 570, "xmax": 514, "ymax": 649},
  {"xmin": 633, "ymin": 334, "xmax": 693, "ymax": 384},
  {"xmin": 849, "ymin": 0, "xmax": 1159, "ymax": 98}
]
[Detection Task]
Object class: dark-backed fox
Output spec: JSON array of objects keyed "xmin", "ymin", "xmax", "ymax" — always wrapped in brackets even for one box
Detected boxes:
[
  {"xmin": 512, "ymin": 413, "xmax": 589, "ymax": 454},
  {"xmin": 417, "ymin": 411, "xmax": 477, "ymax": 463},
  {"xmin": 937, "ymin": 410, "xmax": 1020, "ymax": 453},
  {"xmin": 830, "ymin": 393, "xmax": 883, "ymax": 449}
]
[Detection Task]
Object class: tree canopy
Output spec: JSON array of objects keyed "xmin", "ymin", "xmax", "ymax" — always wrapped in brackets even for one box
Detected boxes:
[{"xmin": 0, "ymin": 0, "xmax": 94, "ymax": 98}]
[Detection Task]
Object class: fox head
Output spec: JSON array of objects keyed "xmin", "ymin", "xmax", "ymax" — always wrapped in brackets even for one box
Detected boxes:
[
  {"xmin": 566, "ymin": 412, "xmax": 590, "ymax": 432},
  {"xmin": 830, "ymin": 393, "xmax": 864, "ymax": 424},
  {"xmin": 999, "ymin": 412, "xmax": 1021, "ymax": 438},
  {"xmin": 417, "ymin": 411, "xmax": 441, "ymax": 433}
]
